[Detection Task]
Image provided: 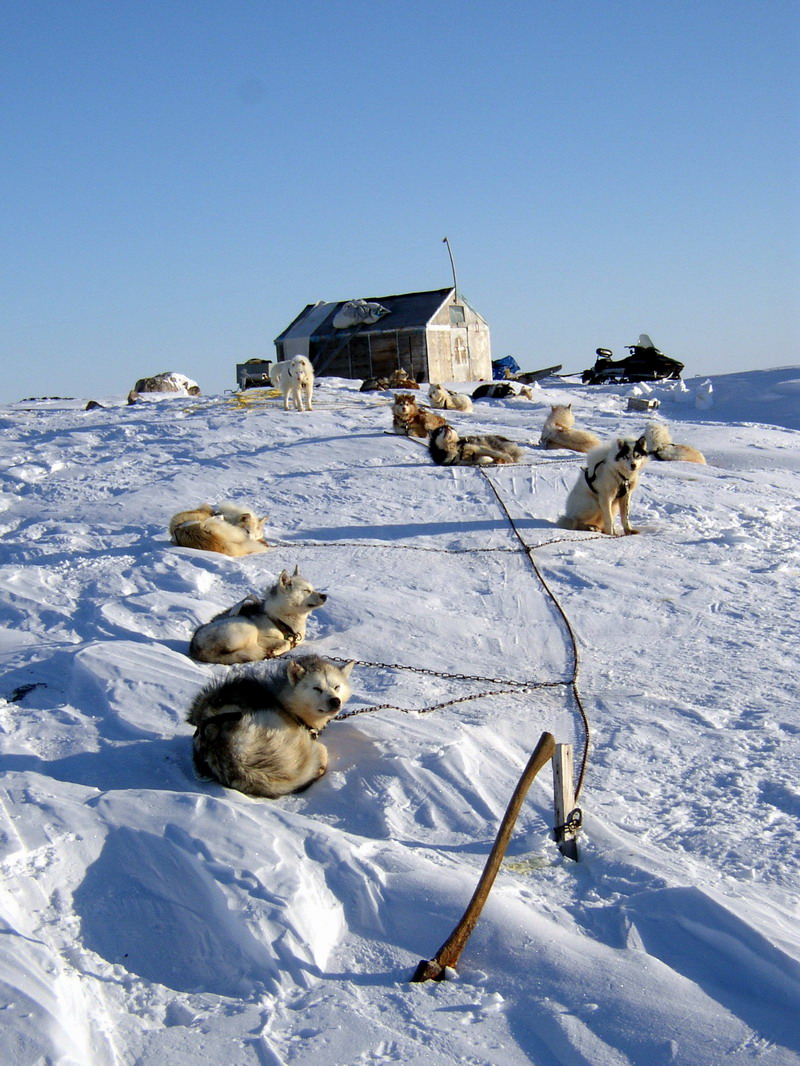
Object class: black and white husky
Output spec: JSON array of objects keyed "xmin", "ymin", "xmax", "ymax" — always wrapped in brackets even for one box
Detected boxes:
[
  {"xmin": 558, "ymin": 436, "xmax": 648, "ymax": 536},
  {"xmin": 428, "ymin": 424, "xmax": 524, "ymax": 466},
  {"xmin": 187, "ymin": 656, "xmax": 355, "ymax": 798},
  {"xmin": 189, "ymin": 567, "xmax": 326, "ymax": 664}
]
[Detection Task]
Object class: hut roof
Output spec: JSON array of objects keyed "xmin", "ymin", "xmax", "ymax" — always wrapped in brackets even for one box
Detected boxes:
[{"xmin": 274, "ymin": 288, "xmax": 457, "ymax": 343}]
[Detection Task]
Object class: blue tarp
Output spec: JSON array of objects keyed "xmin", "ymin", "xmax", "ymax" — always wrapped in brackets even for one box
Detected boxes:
[{"xmin": 492, "ymin": 356, "xmax": 520, "ymax": 380}]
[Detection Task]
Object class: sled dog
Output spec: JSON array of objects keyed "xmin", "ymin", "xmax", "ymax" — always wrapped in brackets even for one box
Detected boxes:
[
  {"xmin": 558, "ymin": 436, "xmax": 648, "ymax": 535},
  {"xmin": 169, "ymin": 503, "xmax": 269, "ymax": 556},
  {"xmin": 472, "ymin": 382, "xmax": 534, "ymax": 401},
  {"xmin": 187, "ymin": 655, "xmax": 355, "ymax": 798},
  {"xmin": 190, "ymin": 567, "xmax": 326, "ymax": 664},
  {"xmin": 428, "ymin": 383, "xmax": 474, "ymax": 413},
  {"xmin": 539, "ymin": 404, "xmax": 600, "ymax": 454},
  {"xmin": 388, "ymin": 368, "xmax": 419, "ymax": 389},
  {"xmin": 644, "ymin": 422, "xmax": 706, "ymax": 464},
  {"xmin": 428, "ymin": 424, "xmax": 524, "ymax": 466},
  {"xmin": 391, "ymin": 393, "xmax": 447, "ymax": 438},
  {"xmin": 270, "ymin": 355, "xmax": 314, "ymax": 411}
]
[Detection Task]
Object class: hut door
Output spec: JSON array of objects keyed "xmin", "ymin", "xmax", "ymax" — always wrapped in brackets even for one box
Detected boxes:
[{"xmin": 450, "ymin": 330, "xmax": 469, "ymax": 379}]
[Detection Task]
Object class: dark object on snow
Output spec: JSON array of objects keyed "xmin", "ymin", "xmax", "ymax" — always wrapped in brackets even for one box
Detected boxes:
[
  {"xmin": 85, "ymin": 400, "xmax": 104, "ymax": 411},
  {"xmin": 515, "ymin": 363, "xmax": 562, "ymax": 383},
  {"xmin": 492, "ymin": 355, "xmax": 520, "ymax": 380},
  {"xmin": 472, "ymin": 382, "xmax": 517, "ymax": 400},
  {"xmin": 133, "ymin": 372, "xmax": 201, "ymax": 396},
  {"xmin": 582, "ymin": 336, "xmax": 683, "ymax": 385},
  {"xmin": 8, "ymin": 683, "xmax": 45, "ymax": 703}
]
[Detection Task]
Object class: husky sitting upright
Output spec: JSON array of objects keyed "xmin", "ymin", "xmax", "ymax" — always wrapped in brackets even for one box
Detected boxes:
[
  {"xmin": 391, "ymin": 393, "xmax": 447, "ymax": 438},
  {"xmin": 428, "ymin": 383, "xmax": 474, "ymax": 413},
  {"xmin": 428, "ymin": 424, "xmax": 524, "ymax": 466},
  {"xmin": 190, "ymin": 567, "xmax": 326, "ymax": 664},
  {"xmin": 187, "ymin": 656, "xmax": 355, "ymax": 798},
  {"xmin": 539, "ymin": 404, "xmax": 600, "ymax": 454},
  {"xmin": 644, "ymin": 422, "xmax": 706, "ymax": 464},
  {"xmin": 169, "ymin": 503, "xmax": 269, "ymax": 556},
  {"xmin": 270, "ymin": 354, "xmax": 314, "ymax": 411},
  {"xmin": 558, "ymin": 436, "xmax": 648, "ymax": 535}
]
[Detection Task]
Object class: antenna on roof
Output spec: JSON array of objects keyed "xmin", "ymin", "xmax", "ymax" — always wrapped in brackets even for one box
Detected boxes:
[{"xmin": 442, "ymin": 237, "xmax": 459, "ymax": 302}]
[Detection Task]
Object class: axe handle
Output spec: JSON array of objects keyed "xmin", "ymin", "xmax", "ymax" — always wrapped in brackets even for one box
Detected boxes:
[{"xmin": 412, "ymin": 730, "xmax": 556, "ymax": 981}]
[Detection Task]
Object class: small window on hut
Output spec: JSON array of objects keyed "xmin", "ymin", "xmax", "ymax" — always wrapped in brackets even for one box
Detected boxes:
[{"xmin": 450, "ymin": 305, "xmax": 465, "ymax": 325}]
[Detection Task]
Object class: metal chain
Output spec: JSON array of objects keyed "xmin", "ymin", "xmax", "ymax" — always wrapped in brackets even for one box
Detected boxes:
[
  {"xmin": 335, "ymin": 684, "xmax": 563, "ymax": 721},
  {"xmin": 328, "ymin": 656, "xmax": 566, "ymax": 690}
]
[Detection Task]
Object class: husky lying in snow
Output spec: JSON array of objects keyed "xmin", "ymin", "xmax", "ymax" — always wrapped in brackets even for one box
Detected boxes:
[
  {"xmin": 644, "ymin": 422, "xmax": 706, "ymax": 464},
  {"xmin": 539, "ymin": 404, "xmax": 600, "ymax": 454},
  {"xmin": 388, "ymin": 368, "xmax": 419, "ymax": 390},
  {"xmin": 190, "ymin": 567, "xmax": 326, "ymax": 664},
  {"xmin": 428, "ymin": 383, "xmax": 474, "ymax": 413},
  {"xmin": 169, "ymin": 503, "xmax": 269, "ymax": 556},
  {"xmin": 558, "ymin": 436, "xmax": 648, "ymax": 536},
  {"xmin": 391, "ymin": 393, "xmax": 447, "ymax": 438},
  {"xmin": 472, "ymin": 382, "xmax": 534, "ymax": 400},
  {"xmin": 187, "ymin": 655, "xmax": 355, "ymax": 798},
  {"xmin": 270, "ymin": 355, "xmax": 314, "ymax": 411},
  {"xmin": 428, "ymin": 424, "xmax": 524, "ymax": 466}
]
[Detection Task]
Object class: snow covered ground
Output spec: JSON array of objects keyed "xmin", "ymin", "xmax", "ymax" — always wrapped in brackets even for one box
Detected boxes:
[{"xmin": 0, "ymin": 366, "xmax": 798, "ymax": 1066}]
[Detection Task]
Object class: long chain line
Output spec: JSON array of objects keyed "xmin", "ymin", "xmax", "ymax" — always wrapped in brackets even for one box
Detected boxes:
[
  {"xmin": 283, "ymin": 431, "xmax": 598, "ymax": 801},
  {"xmin": 332, "ymin": 658, "xmax": 569, "ymax": 719},
  {"xmin": 478, "ymin": 469, "xmax": 596, "ymax": 800}
]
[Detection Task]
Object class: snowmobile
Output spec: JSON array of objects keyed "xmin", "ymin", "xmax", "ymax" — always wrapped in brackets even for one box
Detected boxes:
[{"xmin": 581, "ymin": 335, "xmax": 684, "ymax": 384}]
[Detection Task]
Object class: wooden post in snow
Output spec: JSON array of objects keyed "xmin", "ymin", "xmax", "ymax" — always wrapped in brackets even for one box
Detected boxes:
[
  {"xmin": 411, "ymin": 730, "xmax": 556, "ymax": 982},
  {"xmin": 552, "ymin": 743, "xmax": 581, "ymax": 862}
]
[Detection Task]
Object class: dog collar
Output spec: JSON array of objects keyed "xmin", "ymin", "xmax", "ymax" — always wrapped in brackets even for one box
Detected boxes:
[
  {"xmin": 268, "ymin": 616, "xmax": 301, "ymax": 647},
  {"xmin": 283, "ymin": 709, "xmax": 321, "ymax": 739}
]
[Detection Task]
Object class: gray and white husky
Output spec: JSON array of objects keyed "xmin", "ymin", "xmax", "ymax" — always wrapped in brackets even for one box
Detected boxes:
[
  {"xmin": 187, "ymin": 656, "xmax": 355, "ymax": 798},
  {"xmin": 558, "ymin": 436, "xmax": 648, "ymax": 535},
  {"xmin": 428, "ymin": 424, "xmax": 524, "ymax": 466},
  {"xmin": 189, "ymin": 567, "xmax": 326, "ymax": 664}
]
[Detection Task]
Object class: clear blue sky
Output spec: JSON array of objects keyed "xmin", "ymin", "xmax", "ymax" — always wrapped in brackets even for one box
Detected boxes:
[{"xmin": 2, "ymin": 0, "xmax": 797, "ymax": 401}]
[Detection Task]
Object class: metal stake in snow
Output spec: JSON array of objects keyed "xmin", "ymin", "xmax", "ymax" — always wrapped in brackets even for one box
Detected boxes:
[{"xmin": 411, "ymin": 731, "xmax": 556, "ymax": 983}]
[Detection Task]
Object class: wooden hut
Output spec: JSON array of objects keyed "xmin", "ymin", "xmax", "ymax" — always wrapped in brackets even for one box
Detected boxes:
[{"xmin": 273, "ymin": 287, "xmax": 492, "ymax": 383}]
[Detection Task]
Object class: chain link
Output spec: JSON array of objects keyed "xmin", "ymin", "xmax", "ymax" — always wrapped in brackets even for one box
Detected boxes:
[{"xmin": 329, "ymin": 658, "xmax": 569, "ymax": 720}]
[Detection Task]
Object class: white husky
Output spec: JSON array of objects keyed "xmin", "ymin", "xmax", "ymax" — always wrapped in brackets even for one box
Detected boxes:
[
  {"xmin": 187, "ymin": 656, "xmax": 355, "ymax": 798},
  {"xmin": 190, "ymin": 567, "xmax": 326, "ymax": 664},
  {"xmin": 428, "ymin": 383, "xmax": 474, "ymax": 413},
  {"xmin": 644, "ymin": 422, "xmax": 706, "ymax": 464},
  {"xmin": 558, "ymin": 436, "xmax": 648, "ymax": 535},
  {"xmin": 169, "ymin": 503, "xmax": 269, "ymax": 556},
  {"xmin": 539, "ymin": 404, "xmax": 600, "ymax": 454},
  {"xmin": 270, "ymin": 355, "xmax": 314, "ymax": 411}
]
